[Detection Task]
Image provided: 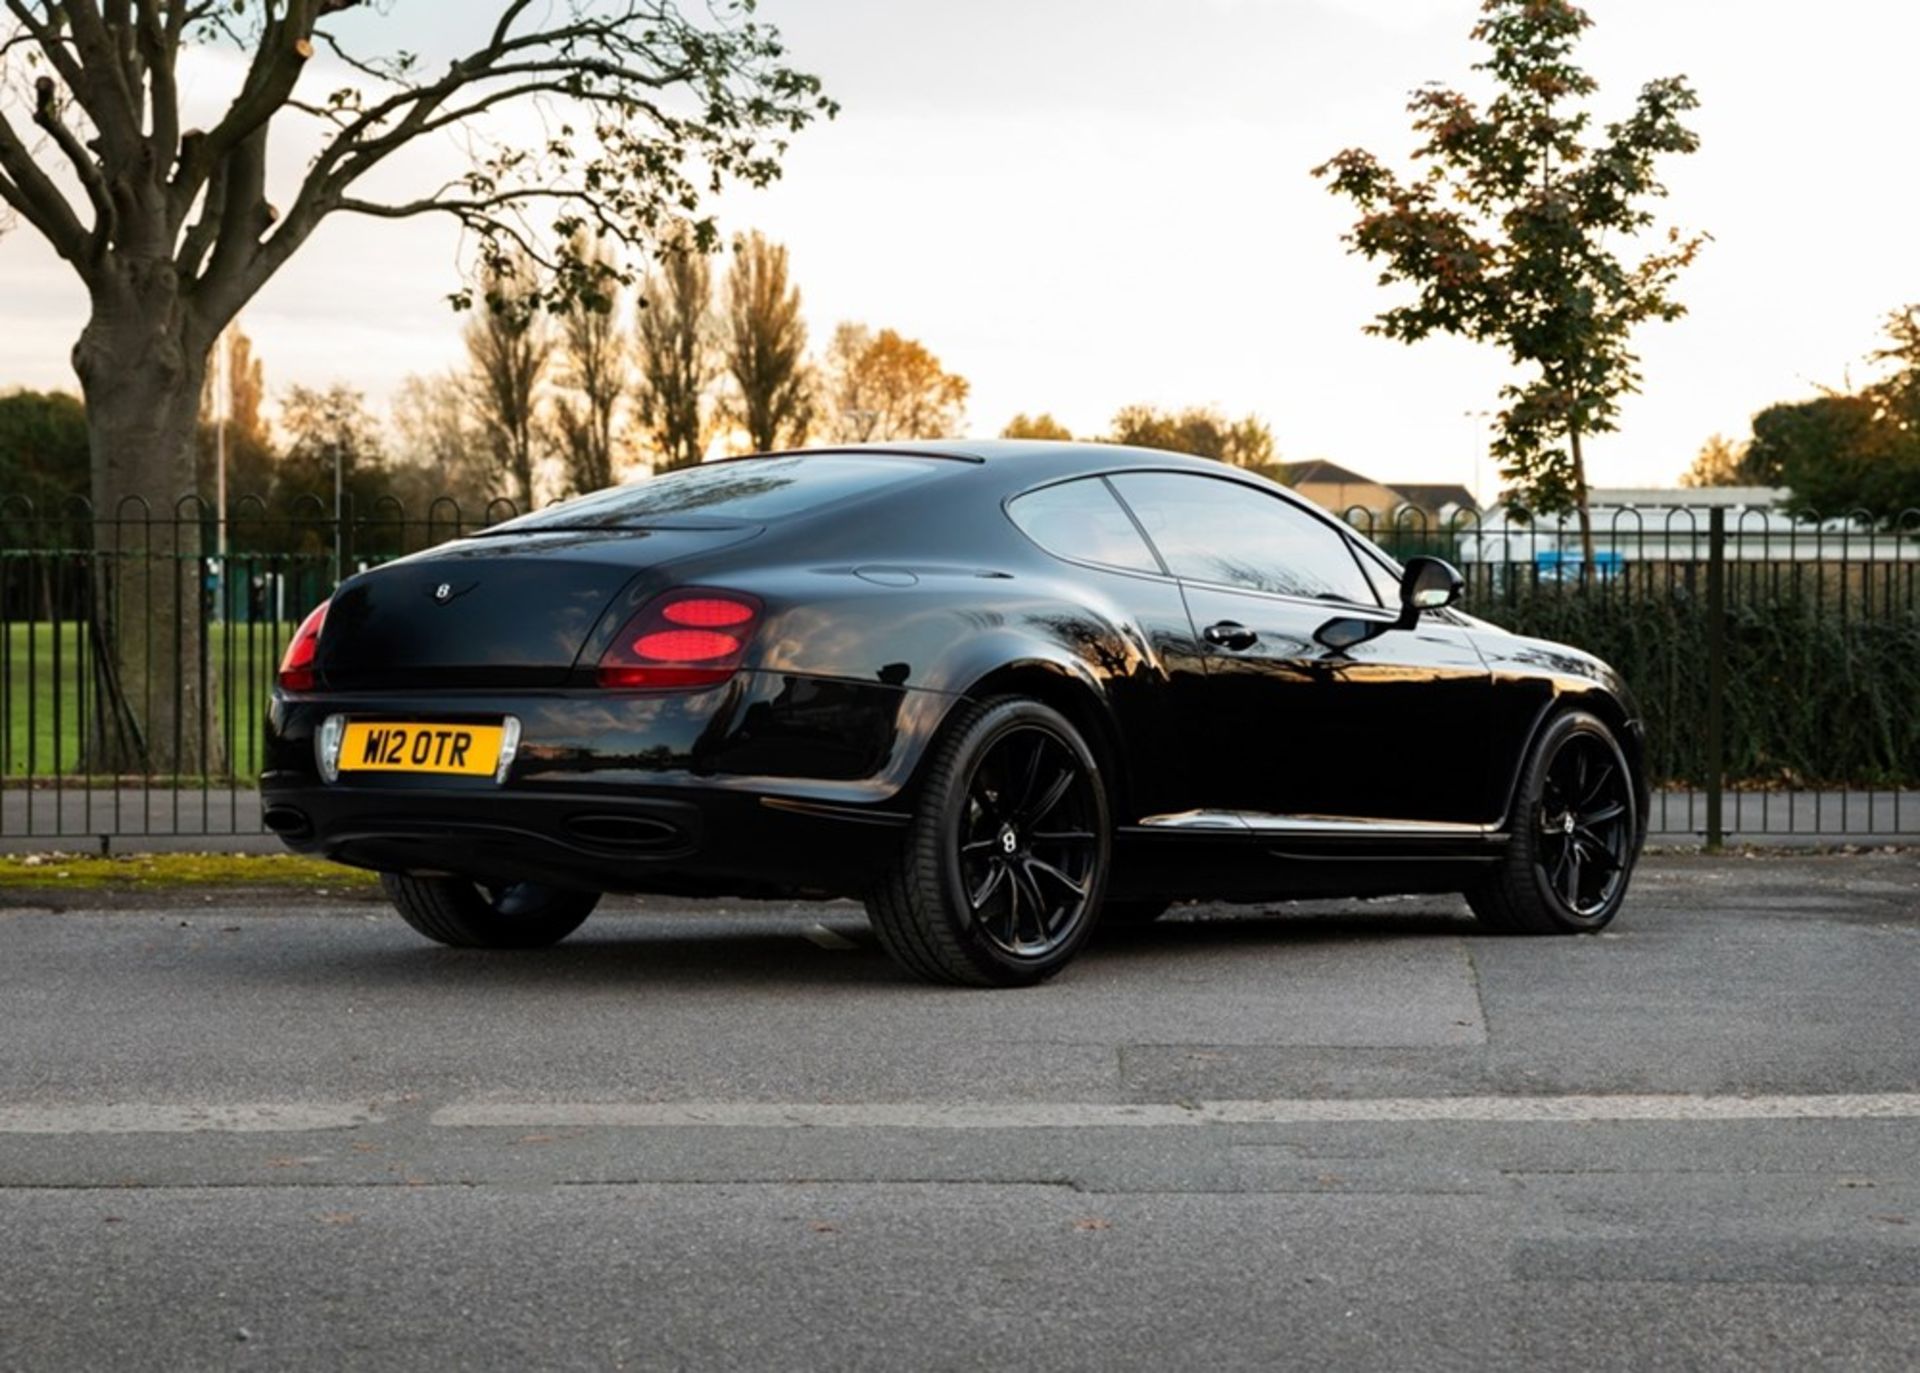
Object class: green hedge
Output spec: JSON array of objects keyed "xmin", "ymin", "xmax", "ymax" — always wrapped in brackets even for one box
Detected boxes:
[{"xmin": 1473, "ymin": 584, "xmax": 1920, "ymax": 788}]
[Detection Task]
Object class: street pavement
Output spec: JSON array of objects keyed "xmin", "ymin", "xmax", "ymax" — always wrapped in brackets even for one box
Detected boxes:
[{"xmin": 1, "ymin": 852, "xmax": 1916, "ymax": 1370}]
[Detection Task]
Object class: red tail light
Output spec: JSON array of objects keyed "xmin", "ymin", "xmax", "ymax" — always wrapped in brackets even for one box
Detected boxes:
[
  {"xmin": 278, "ymin": 598, "xmax": 331, "ymax": 691},
  {"xmin": 597, "ymin": 590, "xmax": 762, "ymax": 689}
]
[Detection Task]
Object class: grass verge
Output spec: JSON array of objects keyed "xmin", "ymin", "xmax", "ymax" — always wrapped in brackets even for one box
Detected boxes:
[{"xmin": 0, "ymin": 850, "xmax": 378, "ymax": 890}]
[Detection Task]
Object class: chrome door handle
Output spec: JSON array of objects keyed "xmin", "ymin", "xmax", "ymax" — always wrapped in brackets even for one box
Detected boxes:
[{"xmin": 1204, "ymin": 621, "xmax": 1258, "ymax": 650}]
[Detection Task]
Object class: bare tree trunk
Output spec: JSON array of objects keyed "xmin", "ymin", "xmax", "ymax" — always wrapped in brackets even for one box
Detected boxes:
[
  {"xmin": 72, "ymin": 271, "xmax": 224, "ymax": 778},
  {"xmin": 1569, "ymin": 424, "xmax": 1597, "ymax": 570},
  {"xmin": 506, "ymin": 432, "xmax": 534, "ymax": 511}
]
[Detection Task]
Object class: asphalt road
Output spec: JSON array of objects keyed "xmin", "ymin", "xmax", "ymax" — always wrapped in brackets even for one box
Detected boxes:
[{"xmin": 1, "ymin": 853, "xmax": 1917, "ymax": 1370}]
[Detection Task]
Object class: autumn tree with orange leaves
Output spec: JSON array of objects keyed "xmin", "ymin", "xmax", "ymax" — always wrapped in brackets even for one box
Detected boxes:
[{"xmin": 824, "ymin": 325, "xmax": 968, "ymax": 442}]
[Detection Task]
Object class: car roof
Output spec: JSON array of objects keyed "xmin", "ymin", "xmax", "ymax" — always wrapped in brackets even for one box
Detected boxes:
[{"xmin": 756, "ymin": 438, "xmax": 1252, "ymax": 476}]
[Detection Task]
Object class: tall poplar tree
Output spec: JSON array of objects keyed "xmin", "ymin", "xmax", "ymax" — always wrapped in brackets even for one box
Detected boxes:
[
  {"xmin": 635, "ymin": 230, "xmax": 716, "ymax": 471},
  {"xmin": 723, "ymin": 232, "xmax": 812, "ymax": 453}
]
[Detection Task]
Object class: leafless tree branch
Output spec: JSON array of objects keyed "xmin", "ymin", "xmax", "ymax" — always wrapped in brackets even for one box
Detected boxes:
[{"xmin": 0, "ymin": 104, "xmax": 88, "ymax": 257}]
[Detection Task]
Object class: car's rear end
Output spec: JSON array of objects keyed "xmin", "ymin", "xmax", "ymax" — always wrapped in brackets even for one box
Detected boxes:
[{"xmin": 260, "ymin": 454, "xmax": 964, "ymax": 899}]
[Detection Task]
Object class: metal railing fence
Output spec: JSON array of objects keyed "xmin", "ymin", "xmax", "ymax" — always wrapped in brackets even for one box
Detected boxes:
[
  {"xmin": 3, "ymin": 493, "xmax": 1916, "ymax": 848},
  {"xmin": 2, "ymin": 492, "xmax": 522, "ymax": 847},
  {"xmin": 1344, "ymin": 503, "xmax": 1920, "ymax": 844}
]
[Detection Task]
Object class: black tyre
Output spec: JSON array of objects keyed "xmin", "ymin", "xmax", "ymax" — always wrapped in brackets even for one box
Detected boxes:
[
  {"xmin": 1469, "ymin": 710, "xmax": 1640, "ymax": 935},
  {"xmin": 380, "ymin": 874, "xmax": 599, "ymax": 949},
  {"xmin": 866, "ymin": 697, "xmax": 1111, "ymax": 987}
]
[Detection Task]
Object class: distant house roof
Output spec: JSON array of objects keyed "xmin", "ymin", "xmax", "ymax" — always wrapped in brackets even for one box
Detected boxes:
[
  {"xmin": 1290, "ymin": 461, "xmax": 1479, "ymax": 516},
  {"xmin": 1288, "ymin": 458, "xmax": 1379, "ymax": 488},
  {"xmin": 1390, "ymin": 483, "xmax": 1479, "ymax": 514}
]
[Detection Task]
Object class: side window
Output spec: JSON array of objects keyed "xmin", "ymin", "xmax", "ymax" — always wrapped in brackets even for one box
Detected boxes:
[
  {"xmin": 1007, "ymin": 478, "xmax": 1162, "ymax": 574},
  {"xmin": 1353, "ymin": 543, "xmax": 1403, "ymax": 607},
  {"xmin": 1107, "ymin": 472, "xmax": 1380, "ymax": 605}
]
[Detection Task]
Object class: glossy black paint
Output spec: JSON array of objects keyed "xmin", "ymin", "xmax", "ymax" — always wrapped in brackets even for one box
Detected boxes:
[
  {"xmin": 262, "ymin": 440, "xmax": 1647, "ymax": 903},
  {"xmin": 321, "ymin": 527, "xmax": 763, "ymax": 689}
]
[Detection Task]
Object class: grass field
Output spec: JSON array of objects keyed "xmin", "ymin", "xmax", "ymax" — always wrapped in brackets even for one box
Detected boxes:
[{"xmin": 2, "ymin": 621, "xmax": 293, "ymax": 781}]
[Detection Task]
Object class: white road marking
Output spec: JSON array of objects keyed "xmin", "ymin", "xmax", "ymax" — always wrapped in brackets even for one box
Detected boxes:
[
  {"xmin": 434, "ymin": 1102, "xmax": 1198, "ymax": 1130},
  {"xmin": 431, "ymin": 1093, "xmax": 1920, "ymax": 1131},
  {"xmin": 1201, "ymin": 1094, "xmax": 1920, "ymax": 1124},
  {"xmin": 801, "ymin": 923, "xmax": 860, "ymax": 951},
  {"xmin": 0, "ymin": 1103, "xmax": 380, "ymax": 1135},
  {"xmin": 12, "ymin": 1094, "xmax": 1916, "ymax": 1137}
]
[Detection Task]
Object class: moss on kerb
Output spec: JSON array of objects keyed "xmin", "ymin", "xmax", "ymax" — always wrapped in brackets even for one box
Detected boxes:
[{"xmin": 0, "ymin": 852, "xmax": 379, "ymax": 890}]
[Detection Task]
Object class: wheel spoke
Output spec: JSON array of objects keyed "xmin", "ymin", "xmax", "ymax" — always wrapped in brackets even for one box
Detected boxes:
[
  {"xmin": 1541, "ymin": 777, "xmax": 1567, "ymax": 812},
  {"xmin": 996, "ymin": 863, "xmax": 1023, "ymax": 944},
  {"xmin": 1575, "ymin": 832, "xmax": 1622, "ymax": 871},
  {"xmin": 978, "ymin": 754, "xmax": 1014, "ymax": 823},
  {"xmin": 1031, "ymin": 829, "xmax": 1096, "ymax": 847},
  {"xmin": 1019, "ymin": 766, "xmax": 1076, "ymax": 826},
  {"xmin": 1026, "ymin": 856, "xmax": 1088, "ymax": 902},
  {"xmin": 1581, "ymin": 800, "xmax": 1627, "ymax": 827},
  {"xmin": 1009, "ymin": 861, "xmax": 1050, "ymax": 942},
  {"xmin": 969, "ymin": 860, "xmax": 1009, "ymax": 911},
  {"xmin": 1563, "ymin": 843, "xmax": 1583, "ymax": 906},
  {"xmin": 1011, "ymin": 735, "xmax": 1048, "ymax": 817},
  {"xmin": 960, "ymin": 837, "xmax": 1000, "ymax": 856}
]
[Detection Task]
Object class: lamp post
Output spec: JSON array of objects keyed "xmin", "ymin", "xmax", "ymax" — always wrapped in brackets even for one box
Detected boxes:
[
  {"xmin": 212, "ymin": 326, "xmax": 229, "ymax": 622},
  {"xmin": 1463, "ymin": 409, "xmax": 1493, "ymax": 508},
  {"xmin": 332, "ymin": 436, "xmax": 344, "ymax": 589}
]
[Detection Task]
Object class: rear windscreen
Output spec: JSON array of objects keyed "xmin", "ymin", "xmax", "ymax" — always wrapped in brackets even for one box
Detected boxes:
[{"xmin": 483, "ymin": 454, "xmax": 946, "ymax": 531}]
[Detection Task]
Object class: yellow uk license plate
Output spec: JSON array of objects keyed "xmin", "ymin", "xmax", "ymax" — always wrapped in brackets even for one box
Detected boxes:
[{"xmin": 339, "ymin": 722, "xmax": 504, "ymax": 777}]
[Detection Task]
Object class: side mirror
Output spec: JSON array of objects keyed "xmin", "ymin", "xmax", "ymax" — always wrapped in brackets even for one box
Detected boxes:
[
  {"xmin": 1400, "ymin": 556, "xmax": 1464, "ymax": 616},
  {"xmin": 1314, "ymin": 556, "xmax": 1466, "ymax": 655}
]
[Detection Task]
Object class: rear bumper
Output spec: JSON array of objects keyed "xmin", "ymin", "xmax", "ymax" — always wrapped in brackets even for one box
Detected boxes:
[
  {"xmin": 261, "ymin": 779, "xmax": 906, "ymax": 897},
  {"xmin": 261, "ymin": 670, "xmax": 951, "ymax": 897}
]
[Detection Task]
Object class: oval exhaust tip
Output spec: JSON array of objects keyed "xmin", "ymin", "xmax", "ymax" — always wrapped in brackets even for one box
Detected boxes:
[
  {"xmin": 262, "ymin": 805, "xmax": 312, "ymax": 837},
  {"xmin": 563, "ymin": 813, "xmax": 685, "ymax": 851}
]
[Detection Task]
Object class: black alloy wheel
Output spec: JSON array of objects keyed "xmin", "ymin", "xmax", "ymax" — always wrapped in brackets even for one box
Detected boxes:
[
  {"xmin": 867, "ymin": 698, "xmax": 1110, "ymax": 986},
  {"xmin": 1534, "ymin": 730, "xmax": 1634, "ymax": 916},
  {"xmin": 1468, "ymin": 709, "xmax": 1640, "ymax": 935},
  {"xmin": 957, "ymin": 724, "xmax": 1102, "ymax": 960},
  {"xmin": 381, "ymin": 873, "xmax": 599, "ymax": 948}
]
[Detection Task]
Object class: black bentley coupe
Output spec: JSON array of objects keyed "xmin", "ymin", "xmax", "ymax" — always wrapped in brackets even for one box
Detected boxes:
[{"xmin": 263, "ymin": 440, "xmax": 1649, "ymax": 985}]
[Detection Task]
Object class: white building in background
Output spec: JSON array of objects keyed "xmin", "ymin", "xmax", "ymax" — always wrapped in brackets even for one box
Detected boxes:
[{"xmin": 1458, "ymin": 486, "xmax": 1919, "ymax": 568}]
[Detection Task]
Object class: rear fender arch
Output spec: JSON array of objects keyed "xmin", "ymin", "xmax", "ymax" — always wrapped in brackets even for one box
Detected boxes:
[{"xmin": 903, "ymin": 647, "xmax": 1132, "ymax": 823}]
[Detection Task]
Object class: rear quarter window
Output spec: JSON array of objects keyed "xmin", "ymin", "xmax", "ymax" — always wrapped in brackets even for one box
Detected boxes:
[{"xmin": 1007, "ymin": 478, "xmax": 1162, "ymax": 574}]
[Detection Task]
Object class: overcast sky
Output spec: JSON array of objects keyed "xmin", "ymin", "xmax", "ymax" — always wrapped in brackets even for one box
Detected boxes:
[{"xmin": 2, "ymin": 0, "xmax": 1916, "ymax": 494}]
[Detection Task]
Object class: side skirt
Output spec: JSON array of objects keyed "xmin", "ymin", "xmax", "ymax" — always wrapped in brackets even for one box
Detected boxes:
[{"xmin": 1113, "ymin": 812, "xmax": 1507, "ymax": 902}]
